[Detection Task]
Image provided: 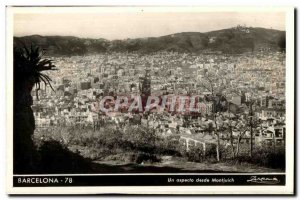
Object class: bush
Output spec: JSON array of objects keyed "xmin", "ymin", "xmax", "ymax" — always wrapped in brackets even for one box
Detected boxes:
[
  {"xmin": 130, "ymin": 152, "xmax": 161, "ymax": 164},
  {"xmin": 185, "ymin": 146, "xmax": 205, "ymax": 162},
  {"xmin": 251, "ymin": 147, "xmax": 285, "ymax": 169},
  {"xmin": 225, "ymin": 146, "xmax": 285, "ymax": 170},
  {"xmin": 37, "ymin": 140, "xmax": 92, "ymax": 173}
]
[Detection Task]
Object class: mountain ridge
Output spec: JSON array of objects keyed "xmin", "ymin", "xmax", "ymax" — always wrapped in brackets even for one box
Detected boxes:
[{"xmin": 14, "ymin": 27, "xmax": 285, "ymax": 55}]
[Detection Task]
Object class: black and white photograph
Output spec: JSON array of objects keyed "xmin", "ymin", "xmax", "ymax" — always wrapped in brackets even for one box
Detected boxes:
[{"xmin": 6, "ymin": 6, "xmax": 295, "ymax": 195}]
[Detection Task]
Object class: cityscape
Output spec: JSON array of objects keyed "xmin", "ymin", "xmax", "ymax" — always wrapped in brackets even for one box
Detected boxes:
[{"xmin": 28, "ymin": 32, "xmax": 286, "ymax": 172}]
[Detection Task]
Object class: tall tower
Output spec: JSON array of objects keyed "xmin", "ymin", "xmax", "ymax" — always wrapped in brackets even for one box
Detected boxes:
[
  {"xmin": 139, "ymin": 65, "xmax": 151, "ymax": 111},
  {"xmin": 139, "ymin": 69, "xmax": 151, "ymax": 96}
]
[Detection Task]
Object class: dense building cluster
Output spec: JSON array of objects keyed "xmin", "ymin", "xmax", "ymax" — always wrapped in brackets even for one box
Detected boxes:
[{"xmin": 32, "ymin": 51, "xmax": 286, "ymax": 151}]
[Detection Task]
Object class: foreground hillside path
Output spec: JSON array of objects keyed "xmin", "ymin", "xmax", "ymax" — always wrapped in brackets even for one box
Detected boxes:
[{"xmin": 90, "ymin": 159, "xmax": 283, "ymax": 173}]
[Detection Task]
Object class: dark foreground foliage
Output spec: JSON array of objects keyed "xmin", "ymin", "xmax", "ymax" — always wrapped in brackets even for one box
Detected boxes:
[
  {"xmin": 238, "ymin": 148, "xmax": 285, "ymax": 170},
  {"xmin": 33, "ymin": 126, "xmax": 285, "ymax": 172},
  {"xmin": 37, "ymin": 140, "xmax": 92, "ymax": 173}
]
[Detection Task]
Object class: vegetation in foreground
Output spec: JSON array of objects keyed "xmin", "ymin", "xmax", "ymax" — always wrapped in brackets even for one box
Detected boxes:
[{"xmin": 32, "ymin": 125, "xmax": 285, "ymax": 173}]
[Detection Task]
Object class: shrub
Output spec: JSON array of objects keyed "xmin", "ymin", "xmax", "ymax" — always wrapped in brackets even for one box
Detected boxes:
[
  {"xmin": 251, "ymin": 147, "xmax": 285, "ymax": 169},
  {"xmin": 37, "ymin": 140, "xmax": 92, "ymax": 173},
  {"xmin": 226, "ymin": 146, "xmax": 285, "ymax": 170},
  {"xmin": 130, "ymin": 152, "xmax": 161, "ymax": 164},
  {"xmin": 185, "ymin": 146, "xmax": 205, "ymax": 162}
]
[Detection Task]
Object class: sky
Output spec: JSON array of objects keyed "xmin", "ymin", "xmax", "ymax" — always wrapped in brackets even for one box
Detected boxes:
[{"xmin": 14, "ymin": 12, "xmax": 285, "ymax": 40}]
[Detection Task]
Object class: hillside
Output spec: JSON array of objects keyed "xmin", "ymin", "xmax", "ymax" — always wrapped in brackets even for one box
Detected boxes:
[{"xmin": 13, "ymin": 27, "xmax": 285, "ymax": 55}]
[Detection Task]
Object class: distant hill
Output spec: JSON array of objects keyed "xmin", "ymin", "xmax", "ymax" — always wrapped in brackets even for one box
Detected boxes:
[
  {"xmin": 205, "ymin": 27, "xmax": 285, "ymax": 53},
  {"xmin": 14, "ymin": 27, "xmax": 285, "ymax": 55}
]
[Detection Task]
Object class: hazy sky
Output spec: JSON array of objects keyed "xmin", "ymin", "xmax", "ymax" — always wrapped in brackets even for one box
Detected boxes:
[{"xmin": 14, "ymin": 12, "xmax": 285, "ymax": 40}]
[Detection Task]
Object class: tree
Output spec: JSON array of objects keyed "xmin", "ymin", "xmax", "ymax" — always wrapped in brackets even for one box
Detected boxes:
[
  {"xmin": 14, "ymin": 44, "xmax": 57, "ymax": 173},
  {"xmin": 227, "ymin": 114, "xmax": 249, "ymax": 158},
  {"xmin": 198, "ymin": 70, "xmax": 228, "ymax": 161},
  {"xmin": 198, "ymin": 69, "xmax": 249, "ymax": 161}
]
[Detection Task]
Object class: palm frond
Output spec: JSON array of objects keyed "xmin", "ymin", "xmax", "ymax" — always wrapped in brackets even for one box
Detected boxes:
[{"xmin": 14, "ymin": 44, "xmax": 58, "ymax": 98}]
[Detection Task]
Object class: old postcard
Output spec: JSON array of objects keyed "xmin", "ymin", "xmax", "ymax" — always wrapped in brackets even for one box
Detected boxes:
[{"xmin": 6, "ymin": 6, "xmax": 294, "ymax": 195}]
